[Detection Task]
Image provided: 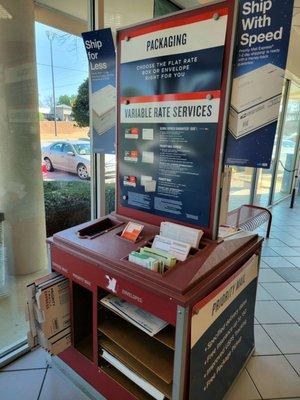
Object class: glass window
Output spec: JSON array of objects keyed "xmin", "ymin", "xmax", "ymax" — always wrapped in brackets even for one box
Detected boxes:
[
  {"xmin": 0, "ymin": 0, "xmax": 89, "ymax": 356},
  {"xmin": 229, "ymin": 167, "xmax": 254, "ymax": 211},
  {"xmin": 37, "ymin": 22, "xmax": 91, "ymax": 239},
  {"xmin": 273, "ymin": 82, "xmax": 300, "ymax": 202},
  {"xmin": 103, "ymin": 0, "xmax": 155, "ymax": 215},
  {"xmin": 51, "ymin": 143, "xmax": 64, "ymax": 152},
  {"xmin": 63, "ymin": 143, "xmax": 74, "ymax": 153},
  {"xmin": 154, "ymin": 0, "xmax": 182, "ymax": 17},
  {"xmin": 73, "ymin": 143, "xmax": 91, "ymax": 155},
  {"xmin": 254, "ymin": 132, "xmax": 279, "ymax": 207}
]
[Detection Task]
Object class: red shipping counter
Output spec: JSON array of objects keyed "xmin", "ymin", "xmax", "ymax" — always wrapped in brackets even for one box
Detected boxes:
[{"xmin": 48, "ymin": 217, "xmax": 262, "ymax": 400}]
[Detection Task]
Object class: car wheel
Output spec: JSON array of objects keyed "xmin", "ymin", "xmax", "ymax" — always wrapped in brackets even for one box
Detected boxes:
[
  {"xmin": 44, "ymin": 157, "xmax": 54, "ymax": 172},
  {"xmin": 77, "ymin": 163, "xmax": 89, "ymax": 180}
]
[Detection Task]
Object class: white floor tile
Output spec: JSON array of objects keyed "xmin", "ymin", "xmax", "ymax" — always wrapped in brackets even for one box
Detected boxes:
[
  {"xmin": 0, "ymin": 369, "xmax": 45, "ymax": 400},
  {"xmin": 260, "ymin": 283, "xmax": 300, "ymax": 300},
  {"xmin": 263, "ymin": 324, "xmax": 300, "ymax": 354},
  {"xmin": 246, "ymin": 355, "xmax": 300, "ymax": 399},
  {"xmin": 262, "ymin": 257, "xmax": 295, "ymax": 269},
  {"xmin": 224, "ymin": 369, "xmax": 261, "ymax": 400},
  {"xmin": 258, "ymin": 269, "xmax": 285, "ymax": 283},
  {"xmin": 278, "ymin": 301, "xmax": 300, "ymax": 323},
  {"xmin": 255, "ymin": 301, "xmax": 294, "ymax": 324},
  {"xmin": 286, "ymin": 354, "xmax": 300, "ymax": 375},
  {"xmin": 256, "ymin": 284, "xmax": 274, "ymax": 300},
  {"xmin": 254, "ymin": 325, "xmax": 281, "ymax": 356}
]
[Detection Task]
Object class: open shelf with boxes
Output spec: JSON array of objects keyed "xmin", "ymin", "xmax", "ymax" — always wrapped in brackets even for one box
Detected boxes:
[{"xmin": 97, "ymin": 289, "xmax": 175, "ymax": 400}]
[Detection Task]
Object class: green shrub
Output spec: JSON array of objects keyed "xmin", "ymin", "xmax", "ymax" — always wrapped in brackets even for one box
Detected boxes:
[
  {"xmin": 105, "ymin": 183, "xmax": 116, "ymax": 214},
  {"xmin": 44, "ymin": 181, "xmax": 115, "ymax": 237}
]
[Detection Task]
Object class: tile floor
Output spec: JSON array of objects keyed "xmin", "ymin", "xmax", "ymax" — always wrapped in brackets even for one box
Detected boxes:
[{"xmin": 0, "ymin": 199, "xmax": 300, "ymax": 399}]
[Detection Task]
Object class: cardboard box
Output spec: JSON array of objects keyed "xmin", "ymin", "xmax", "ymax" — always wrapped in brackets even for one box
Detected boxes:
[
  {"xmin": 35, "ymin": 278, "xmax": 70, "ymax": 338},
  {"xmin": 229, "ymin": 64, "xmax": 284, "ymax": 138},
  {"xmin": 26, "ymin": 273, "xmax": 71, "ymax": 355},
  {"xmin": 37, "ymin": 326, "xmax": 71, "ymax": 355}
]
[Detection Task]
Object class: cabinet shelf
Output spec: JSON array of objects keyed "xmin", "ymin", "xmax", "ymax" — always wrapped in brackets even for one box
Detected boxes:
[
  {"xmin": 98, "ymin": 300, "xmax": 175, "ymax": 350},
  {"xmin": 98, "ymin": 311, "xmax": 174, "ymax": 384},
  {"xmin": 101, "ymin": 363, "xmax": 155, "ymax": 400},
  {"xmin": 99, "ymin": 336, "xmax": 172, "ymax": 399}
]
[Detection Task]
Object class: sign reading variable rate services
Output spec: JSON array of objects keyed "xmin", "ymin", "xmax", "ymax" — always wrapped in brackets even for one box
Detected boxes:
[
  {"xmin": 225, "ymin": 0, "xmax": 294, "ymax": 168},
  {"xmin": 82, "ymin": 28, "xmax": 116, "ymax": 154},
  {"xmin": 118, "ymin": 5, "xmax": 233, "ymax": 229}
]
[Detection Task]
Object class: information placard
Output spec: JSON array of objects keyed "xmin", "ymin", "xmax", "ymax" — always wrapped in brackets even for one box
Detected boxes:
[
  {"xmin": 82, "ymin": 28, "xmax": 116, "ymax": 154},
  {"xmin": 117, "ymin": 2, "xmax": 237, "ymax": 237},
  {"xmin": 224, "ymin": 0, "xmax": 294, "ymax": 168},
  {"xmin": 190, "ymin": 255, "xmax": 259, "ymax": 400}
]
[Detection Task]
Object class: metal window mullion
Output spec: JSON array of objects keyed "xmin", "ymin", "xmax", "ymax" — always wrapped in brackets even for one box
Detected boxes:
[
  {"xmin": 172, "ymin": 306, "xmax": 189, "ymax": 400},
  {"xmin": 88, "ymin": 0, "xmax": 106, "ymax": 219},
  {"xmin": 289, "ymin": 83, "xmax": 300, "ymax": 203},
  {"xmin": 269, "ymin": 79, "xmax": 291, "ymax": 206},
  {"xmin": 250, "ymin": 168, "xmax": 257, "ymax": 205}
]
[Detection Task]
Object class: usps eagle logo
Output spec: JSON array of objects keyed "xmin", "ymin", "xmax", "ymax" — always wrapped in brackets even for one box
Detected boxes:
[{"xmin": 105, "ymin": 275, "xmax": 117, "ymax": 293}]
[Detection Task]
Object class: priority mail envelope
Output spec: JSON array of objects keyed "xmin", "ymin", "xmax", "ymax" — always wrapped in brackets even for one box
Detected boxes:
[
  {"xmin": 92, "ymin": 84, "xmax": 116, "ymax": 135},
  {"xmin": 229, "ymin": 64, "xmax": 284, "ymax": 138}
]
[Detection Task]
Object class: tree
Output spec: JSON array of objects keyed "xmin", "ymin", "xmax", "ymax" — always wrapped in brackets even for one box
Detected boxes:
[
  {"xmin": 72, "ymin": 78, "xmax": 89, "ymax": 127},
  {"xmin": 44, "ymin": 94, "xmax": 54, "ymax": 109},
  {"xmin": 57, "ymin": 94, "xmax": 76, "ymax": 106}
]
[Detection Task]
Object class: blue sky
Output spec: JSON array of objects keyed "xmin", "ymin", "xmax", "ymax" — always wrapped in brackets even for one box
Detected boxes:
[{"xmin": 35, "ymin": 22, "xmax": 88, "ymax": 107}]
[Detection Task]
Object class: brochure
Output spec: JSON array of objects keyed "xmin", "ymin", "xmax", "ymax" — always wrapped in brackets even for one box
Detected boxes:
[
  {"xmin": 100, "ymin": 294, "xmax": 168, "ymax": 336},
  {"xmin": 121, "ymin": 221, "xmax": 144, "ymax": 242}
]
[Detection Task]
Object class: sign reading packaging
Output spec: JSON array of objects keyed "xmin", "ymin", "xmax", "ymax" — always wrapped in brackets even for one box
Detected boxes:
[
  {"xmin": 82, "ymin": 29, "xmax": 116, "ymax": 154},
  {"xmin": 117, "ymin": 5, "xmax": 234, "ymax": 230},
  {"xmin": 190, "ymin": 255, "xmax": 259, "ymax": 400},
  {"xmin": 225, "ymin": 0, "xmax": 294, "ymax": 168}
]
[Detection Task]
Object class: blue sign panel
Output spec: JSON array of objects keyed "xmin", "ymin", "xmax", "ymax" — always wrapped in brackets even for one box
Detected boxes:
[
  {"xmin": 224, "ymin": 0, "xmax": 294, "ymax": 168},
  {"xmin": 118, "ymin": 7, "xmax": 231, "ymax": 228},
  {"xmin": 82, "ymin": 28, "xmax": 116, "ymax": 154},
  {"xmin": 190, "ymin": 256, "xmax": 258, "ymax": 400}
]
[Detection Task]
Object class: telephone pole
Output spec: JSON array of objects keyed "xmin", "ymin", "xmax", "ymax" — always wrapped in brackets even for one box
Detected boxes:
[{"xmin": 46, "ymin": 31, "xmax": 57, "ymax": 136}]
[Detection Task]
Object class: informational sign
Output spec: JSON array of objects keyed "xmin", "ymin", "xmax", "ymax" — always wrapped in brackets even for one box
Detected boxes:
[
  {"xmin": 82, "ymin": 29, "xmax": 116, "ymax": 154},
  {"xmin": 190, "ymin": 255, "xmax": 259, "ymax": 400},
  {"xmin": 225, "ymin": 0, "xmax": 294, "ymax": 168},
  {"xmin": 117, "ymin": 3, "xmax": 236, "ymax": 235}
]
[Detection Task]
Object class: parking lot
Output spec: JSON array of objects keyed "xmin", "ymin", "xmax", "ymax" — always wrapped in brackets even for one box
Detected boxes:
[
  {"xmin": 42, "ymin": 163, "xmax": 116, "ymax": 183},
  {"xmin": 42, "ymin": 169, "xmax": 82, "ymax": 181}
]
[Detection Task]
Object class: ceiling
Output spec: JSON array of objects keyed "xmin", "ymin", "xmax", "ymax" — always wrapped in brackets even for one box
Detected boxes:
[
  {"xmin": 34, "ymin": 0, "xmax": 300, "ymax": 30},
  {"xmin": 293, "ymin": 0, "xmax": 300, "ymax": 34},
  {"xmin": 35, "ymin": 0, "xmax": 88, "ymax": 22},
  {"xmin": 34, "ymin": 0, "xmax": 154, "ymax": 31}
]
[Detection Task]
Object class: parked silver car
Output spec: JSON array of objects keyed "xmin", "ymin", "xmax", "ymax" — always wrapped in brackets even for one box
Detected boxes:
[{"xmin": 42, "ymin": 140, "xmax": 91, "ymax": 180}]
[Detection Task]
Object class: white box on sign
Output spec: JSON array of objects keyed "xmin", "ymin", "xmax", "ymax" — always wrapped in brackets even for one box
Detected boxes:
[{"xmin": 229, "ymin": 64, "xmax": 284, "ymax": 138}]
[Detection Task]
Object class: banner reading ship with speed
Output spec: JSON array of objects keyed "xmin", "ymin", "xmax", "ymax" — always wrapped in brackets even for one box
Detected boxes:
[{"xmin": 117, "ymin": 3, "xmax": 236, "ymax": 233}]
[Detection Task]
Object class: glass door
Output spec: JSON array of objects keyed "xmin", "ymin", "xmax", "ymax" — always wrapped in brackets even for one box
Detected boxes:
[{"xmin": 273, "ymin": 82, "xmax": 300, "ymax": 202}]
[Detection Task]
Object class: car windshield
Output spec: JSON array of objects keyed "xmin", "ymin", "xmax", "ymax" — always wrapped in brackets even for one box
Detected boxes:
[{"xmin": 73, "ymin": 143, "xmax": 91, "ymax": 155}]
